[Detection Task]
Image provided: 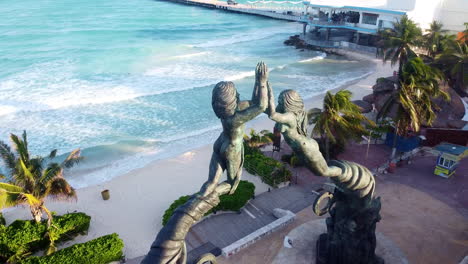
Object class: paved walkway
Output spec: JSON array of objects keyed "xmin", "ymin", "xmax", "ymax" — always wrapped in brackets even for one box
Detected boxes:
[
  {"xmin": 128, "ymin": 182, "xmax": 320, "ymax": 263},
  {"xmin": 218, "ymin": 146, "xmax": 468, "ymax": 264}
]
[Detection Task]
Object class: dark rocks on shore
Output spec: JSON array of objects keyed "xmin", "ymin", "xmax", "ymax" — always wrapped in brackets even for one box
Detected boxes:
[
  {"xmin": 284, "ymin": 35, "xmax": 343, "ymax": 56},
  {"xmin": 373, "ymin": 77, "xmax": 396, "ymax": 94},
  {"xmin": 352, "ymin": 100, "xmax": 373, "ymax": 113},
  {"xmin": 362, "ymin": 94, "xmax": 375, "ymax": 104}
]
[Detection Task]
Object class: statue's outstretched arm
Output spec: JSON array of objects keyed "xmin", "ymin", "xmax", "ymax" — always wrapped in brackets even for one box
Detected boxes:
[
  {"xmin": 232, "ymin": 62, "xmax": 268, "ymax": 126},
  {"xmin": 266, "ymin": 82, "xmax": 295, "ymax": 126}
]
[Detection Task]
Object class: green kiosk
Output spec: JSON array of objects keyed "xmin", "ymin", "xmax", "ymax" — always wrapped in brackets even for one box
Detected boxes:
[{"xmin": 432, "ymin": 142, "xmax": 468, "ymax": 178}]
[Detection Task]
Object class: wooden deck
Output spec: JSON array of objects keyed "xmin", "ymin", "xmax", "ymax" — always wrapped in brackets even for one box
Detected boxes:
[{"xmin": 160, "ymin": 0, "xmax": 305, "ymax": 22}]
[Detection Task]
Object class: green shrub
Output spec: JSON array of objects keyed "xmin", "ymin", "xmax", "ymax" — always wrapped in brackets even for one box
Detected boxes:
[
  {"xmin": 162, "ymin": 195, "xmax": 190, "ymax": 226},
  {"xmin": 0, "ymin": 212, "xmax": 5, "ymax": 226},
  {"xmin": 243, "ymin": 142, "xmax": 292, "ymax": 187},
  {"xmin": 215, "ymin": 181, "xmax": 255, "ymax": 212},
  {"xmin": 0, "ymin": 213, "xmax": 91, "ymax": 262},
  {"xmin": 376, "ymin": 77, "xmax": 387, "ymax": 83},
  {"xmin": 19, "ymin": 233, "xmax": 124, "ymax": 264},
  {"xmin": 162, "ymin": 181, "xmax": 255, "ymax": 226},
  {"xmin": 280, "ymin": 154, "xmax": 303, "ymax": 167}
]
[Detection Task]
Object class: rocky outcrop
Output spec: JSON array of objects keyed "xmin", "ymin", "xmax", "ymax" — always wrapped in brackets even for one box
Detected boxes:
[
  {"xmin": 447, "ymin": 119, "xmax": 468, "ymax": 129},
  {"xmin": 284, "ymin": 35, "xmax": 343, "ymax": 56},
  {"xmin": 362, "ymin": 94, "xmax": 375, "ymax": 104},
  {"xmin": 352, "ymin": 100, "xmax": 372, "ymax": 113},
  {"xmin": 372, "ymin": 77, "xmax": 396, "ymax": 94}
]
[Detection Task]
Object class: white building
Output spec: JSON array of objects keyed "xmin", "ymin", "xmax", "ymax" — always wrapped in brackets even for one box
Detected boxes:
[{"xmin": 303, "ymin": 0, "xmax": 468, "ymax": 32}]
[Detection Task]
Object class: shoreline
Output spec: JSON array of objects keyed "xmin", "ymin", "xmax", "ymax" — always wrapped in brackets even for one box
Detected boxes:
[{"xmin": 3, "ymin": 50, "xmax": 394, "ymax": 259}]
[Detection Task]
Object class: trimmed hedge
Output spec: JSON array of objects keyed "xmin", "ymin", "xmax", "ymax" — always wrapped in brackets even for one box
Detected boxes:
[
  {"xmin": 215, "ymin": 180, "xmax": 255, "ymax": 212},
  {"xmin": 162, "ymin": 180, "xmax": 255, "ymax": 226},
  {"xmin": 0, "ymin": 212, "xmax": 5, "ymax": 226},
  {"xmin": 19, "ymin": 233, "xmax": 124, "ymax": 264},
  {"xmin": 162, "ymin": 195, "xmax": 191, "ymax": 226},
  {"xmin": 244, "ymin": 142, "xmax": 291, "ymax": 187},
  {"xmin": 0, "ymin": 213, "xmax": 91, "ymax": 262}
]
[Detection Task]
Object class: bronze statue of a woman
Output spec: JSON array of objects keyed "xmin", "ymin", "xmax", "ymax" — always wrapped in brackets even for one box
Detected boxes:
[{"xmin": 266, "ymin": 84, "xmax": 382, "ymax": 264}]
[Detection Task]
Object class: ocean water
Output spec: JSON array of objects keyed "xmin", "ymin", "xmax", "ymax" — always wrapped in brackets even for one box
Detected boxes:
[{"xmin": 0, "ymin": 0, "xmax": 374, "ymax": 188}]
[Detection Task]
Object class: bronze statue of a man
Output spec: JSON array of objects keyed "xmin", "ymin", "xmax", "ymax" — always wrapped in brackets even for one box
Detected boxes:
[
  {"xmin": 143, "ymin": 62, "xmax": 269, "ymax": 264},
  {"xmin": 200, "ymin": 62, "xmax": 268, "ymax": 196}
]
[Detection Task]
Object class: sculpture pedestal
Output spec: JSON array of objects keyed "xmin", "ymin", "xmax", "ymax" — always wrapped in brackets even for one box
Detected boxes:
[
  {"xmin": 272, "ymin": 219, "xmax": 408, "ymax": 264},
  {"xmin": 320, "ymin": 194, "xmax": 383, "ymax": 264}
]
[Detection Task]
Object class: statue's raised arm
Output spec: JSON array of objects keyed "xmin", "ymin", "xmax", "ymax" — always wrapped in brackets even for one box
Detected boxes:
[
  {"xmin": 266, "ymin": 84, "xmax": 341, "ymax": 178},
  {"xmin": 231, "ymin": 62, "xmax": 268, "ymax": 126},
  {"xmin": 143, "ymin": 62, "xmax": 270, "ymax": 264}
]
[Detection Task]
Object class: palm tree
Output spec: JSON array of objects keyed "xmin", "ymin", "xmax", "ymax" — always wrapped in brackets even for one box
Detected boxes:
[
  {"xmin": 309, "ymin": 90, "xmax": 373, "ymax": 160},
  {"xmin": 378, "ymin": 15, "xmax": 422, "ymax": 81},
  {"xmin": 423, "ymin": 21, "xmax": 448, "ymax": 58},
  {"xmin": 434, "ymin": 40, "xmax": 468, "ymax": 95},
  {"xmin": 378, "ymin": 57, "xmax": 449, "ymax": 157},
  {"xmin": 243, "ymin": 129, "xmax": 273, "ymax": 148},
  {"xmin": 462, "ymin": 23, "xmax": 468, "ymax": 44},
  {"xmin": 0, "ymin": 131, "xmax": 82, "ymax": 226}
]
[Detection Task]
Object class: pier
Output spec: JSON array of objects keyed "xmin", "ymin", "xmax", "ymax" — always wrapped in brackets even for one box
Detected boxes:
[{"xmin": 160, "ymin": 0, "xmax": 305, "ymax": 22}]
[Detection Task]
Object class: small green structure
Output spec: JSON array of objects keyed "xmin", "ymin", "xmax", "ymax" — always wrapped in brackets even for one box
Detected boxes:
[{"xmin": 431, "ymin": 142, "xmax": 468, "ymax": 178}]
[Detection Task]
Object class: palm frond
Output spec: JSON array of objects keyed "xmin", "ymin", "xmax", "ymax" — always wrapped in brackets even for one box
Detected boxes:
[
  {"xmin": 22, "ymin": 193, "xmax": 42, "ymax": 206},
  {"xmin": 0, "ymin": 182, "xmax": 24, "ymax": 193},
  {"xmin": 61, "ymin": 149, "xmax": 83, "ymax": 169},
  {"xmin": 41, "ymin": 163, "xmax": 62, "ymax": 184},
  {"xmin": 0, "ymin": 189, "xmax": 22, "ymax": 209},
  {"xmin": 19, "ymin": 158, "xmax": 35, "ymax": 184},
  {"xmin": 48, "ymin": 150, "xmax": 57, "ymax": 160},
  {"xmin": 47, "ymin": 178, "xmax": 76, "ymax": 200},
  {"xmin": 10, "ymin": 132, "xmax": 29, "ymax": 165},
  {"xmin": 0, "ymin": 140, "xmax": 16, "ymax": 172}
]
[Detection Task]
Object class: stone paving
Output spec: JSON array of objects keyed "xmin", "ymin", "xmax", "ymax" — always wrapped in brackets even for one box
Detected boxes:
[
  {"xmin": 128, "ymin": 182, "xmax": 320, "ymax": 264},
  {"xmin": 219, "ymin": 145, "xmax": 468, "ymax": 264},
  {"xmin": 130, "ymin": 144, "xmax": 468, "ymax": 264}
]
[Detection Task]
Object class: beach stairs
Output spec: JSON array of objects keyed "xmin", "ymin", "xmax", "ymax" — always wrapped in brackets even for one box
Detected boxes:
[
  {"xmin": 127, "ymin": 185, "xmax": 318, "ymax": 263},
  {"xmin": 183, "ymin": 184, "xmax": 317, "ymax": 259}
]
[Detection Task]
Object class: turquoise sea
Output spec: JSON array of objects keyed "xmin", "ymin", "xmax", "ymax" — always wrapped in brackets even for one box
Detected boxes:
[{"xmin": 0, "ymin": 0, "xmax": 374, "ymax": 187}]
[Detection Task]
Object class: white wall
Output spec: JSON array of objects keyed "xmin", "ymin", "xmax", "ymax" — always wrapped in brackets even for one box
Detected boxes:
[
  {"xmin": 386, "ymin": 0, "xmax": 467, "ymax": 32},
  {"xmin": 308, "ymin": 0, "xmax": 467, "ymax": 32},
  {"xmin": 436, "ymin": 0, "xmax": 468, "ymax": 32}
]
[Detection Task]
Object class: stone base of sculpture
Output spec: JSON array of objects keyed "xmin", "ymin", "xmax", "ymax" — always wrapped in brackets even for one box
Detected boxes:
[
  {"xmin": 272, "ymin": 219, "xmax": 408, "ymax": 264},
  {"xmin": 317, "ymin": 192, "xmax": 383, "ymax": 264}
]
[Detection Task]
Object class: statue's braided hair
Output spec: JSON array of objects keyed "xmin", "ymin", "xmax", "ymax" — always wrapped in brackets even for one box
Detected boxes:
[
  {"xmin": 277, "ymin": 89, "xmax": 308, "ymax": 136},
  {"xmin": 212, "ymin": 81, "xmax": 239, "ymax": 119}
]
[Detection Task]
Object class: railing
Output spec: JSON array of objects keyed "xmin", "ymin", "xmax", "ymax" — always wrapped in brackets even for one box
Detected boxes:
[
  {"xmin": 302, "ymin": 35, "xmax": 377, "ymax": 53},
  {"xmin": 340, "ymin": 41, "xmax": 377, "ymax": 54},
  {"xmin": 303, "ymin": 18, "xmax": 346, "ymax": 26}
]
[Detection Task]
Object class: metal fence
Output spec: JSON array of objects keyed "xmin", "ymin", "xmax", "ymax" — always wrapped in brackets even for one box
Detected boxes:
[{"xmin": 340, "ymin": 41, "xmax": 377, "ymax": 54}]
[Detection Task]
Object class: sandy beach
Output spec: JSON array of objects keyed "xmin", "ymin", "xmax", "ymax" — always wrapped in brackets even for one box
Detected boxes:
[{"xmin": 3, "ymin": 50, "xmax": 394, "ymax": 259}]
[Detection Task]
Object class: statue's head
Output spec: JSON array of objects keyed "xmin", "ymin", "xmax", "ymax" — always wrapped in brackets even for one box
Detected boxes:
[
  {"xmin": 212, "ymin": 81, "xmax": 239, "ymax": 119},
  {"xmin": 277, "ymin": 89, "xmax": 304, "ymax": 114},
  {"xmin": 277, "ymin": 89, "xmax": 308, "ymax": 136}
]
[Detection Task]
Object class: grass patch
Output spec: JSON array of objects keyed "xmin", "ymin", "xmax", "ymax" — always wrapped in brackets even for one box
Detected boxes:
[
  {"xmin": 162, "ymin": 180, "xmax": 255, "ymax": 226},
  {"xmin": 244, "ymin": 143, "xmax": 291, "ymax": 187}
]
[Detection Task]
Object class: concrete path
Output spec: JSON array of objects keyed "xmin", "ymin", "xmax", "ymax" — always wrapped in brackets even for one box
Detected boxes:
[{"xmin": 128, "ymin": 182, "xmax": 319, "ymax": 264}]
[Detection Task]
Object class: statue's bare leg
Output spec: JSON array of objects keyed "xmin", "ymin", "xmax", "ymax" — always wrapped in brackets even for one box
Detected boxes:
[
  {"xmin": 200, "ymin": 153, "xmax": 224, "ymax": 196},
  {"xmin": 225, "ymin": 147, "xmax": 243, "ymax": 195}
]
